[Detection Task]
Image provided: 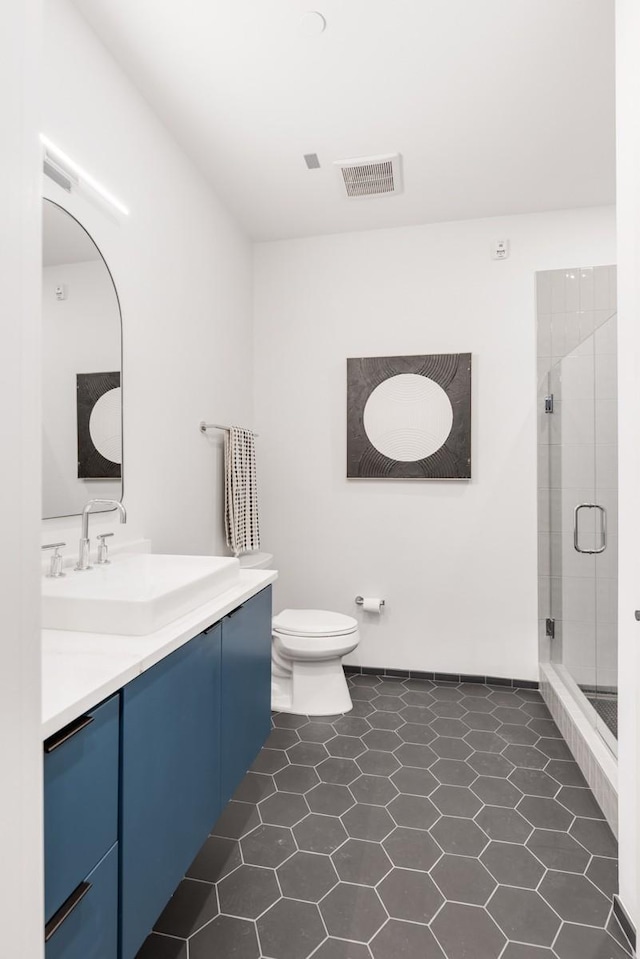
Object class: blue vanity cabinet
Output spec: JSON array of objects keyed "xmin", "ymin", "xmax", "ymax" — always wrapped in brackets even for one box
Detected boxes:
[
  {"xmin": 220, "ymin": 585, "xmax": 273, "ymax": 804},
  {"xmin": 45, "ymin": 843, "xmax": 118, "ymax": 959},
  {"xmin": 43, "ymin": 582, "xmax": 274, "ymax": 958},
  {"xmin": 43, "ymin": 693, "xmax": 120, "ymax": 925},
  {"xmin": 120, "ymin": 624, "xmax": 223, "ymax": 959}
]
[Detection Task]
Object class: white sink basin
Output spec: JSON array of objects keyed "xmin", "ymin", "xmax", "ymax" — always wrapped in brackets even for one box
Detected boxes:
[{"xmin": 42, "ymin": 553, "xmax": 241, "ymax": 635}]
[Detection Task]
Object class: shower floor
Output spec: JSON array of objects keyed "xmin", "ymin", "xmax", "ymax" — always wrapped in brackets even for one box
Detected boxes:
[{"xmin": 583, "ymin": 691, "xmax": 618, "ymax": 739}]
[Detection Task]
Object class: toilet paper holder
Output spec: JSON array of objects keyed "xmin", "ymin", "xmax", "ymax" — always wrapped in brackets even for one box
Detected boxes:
[{"xmin": 355, "ymin": 596, "xmax": 385, "ymax": 608}]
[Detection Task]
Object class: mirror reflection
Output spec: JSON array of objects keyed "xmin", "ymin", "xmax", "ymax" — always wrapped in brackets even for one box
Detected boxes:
[{"xmin": 42, "ymin": 200, "xmax": 123, "ymax": 519}]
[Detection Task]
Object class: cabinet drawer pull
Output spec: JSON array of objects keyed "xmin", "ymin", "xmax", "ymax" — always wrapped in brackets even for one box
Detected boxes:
[
  {"xmin": 44, "ymin": 714, "xmax": 94, "ymax": 754},
  {"xmin": 44, "ymin": 881, "xmax": 92, "ymax": 942},
  {"xmin": 226, "ymin": 603, "xmax": 246, "ymax": 619}
]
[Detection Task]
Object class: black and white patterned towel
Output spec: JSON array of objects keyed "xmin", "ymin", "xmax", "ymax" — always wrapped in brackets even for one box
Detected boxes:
[{"xmin": 224, "ymin": 427, "xmax": 260, "ymax": 557}]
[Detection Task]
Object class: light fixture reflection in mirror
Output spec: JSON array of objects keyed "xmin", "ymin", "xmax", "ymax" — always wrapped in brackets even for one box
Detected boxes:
[{"xmin": 42, "ymin": 199, "xmax": 123, "ymax": 520}]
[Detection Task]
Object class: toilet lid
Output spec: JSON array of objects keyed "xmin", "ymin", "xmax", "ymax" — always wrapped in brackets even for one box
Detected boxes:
[{"xmin": 273, "ymin": 608, "xmax": 358, "ymax": 638}]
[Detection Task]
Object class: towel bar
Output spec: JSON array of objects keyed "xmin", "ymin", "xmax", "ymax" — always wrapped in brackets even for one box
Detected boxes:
[{"xmin": 199, "ymin": 421, "xmax": 259, "ymax": 436}]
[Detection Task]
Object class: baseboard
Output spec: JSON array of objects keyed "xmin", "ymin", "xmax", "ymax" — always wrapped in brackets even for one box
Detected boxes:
[
  {"xmin": 613, "ymin": 895, "xmax": 637, "ymax": 953},
  {"xmin": 343, "ymin": 665, "xmax": 539, "ymax": 689}
]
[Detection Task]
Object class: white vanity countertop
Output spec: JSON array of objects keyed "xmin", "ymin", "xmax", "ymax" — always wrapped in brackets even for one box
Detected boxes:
[{"xmin": 42, "ymin": 569, "xmax": 277, "ymax": 740}]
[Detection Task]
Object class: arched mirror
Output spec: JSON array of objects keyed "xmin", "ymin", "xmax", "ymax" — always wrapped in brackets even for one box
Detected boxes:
[{"xmin": 42, "ymin": 200, "xmax": 123, "ymax": 519}]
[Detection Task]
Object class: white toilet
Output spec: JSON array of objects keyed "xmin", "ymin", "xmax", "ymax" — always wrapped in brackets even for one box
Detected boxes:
[
  {"xmin": 271, "ymin": 609, "xmax": 360, "ymax": 716},
  {"xmin": 239, "ymin": 551, "xmax": 360, "ymax": 716}
]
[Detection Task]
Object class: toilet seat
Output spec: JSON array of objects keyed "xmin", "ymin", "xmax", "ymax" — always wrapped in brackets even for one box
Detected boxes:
[
  {"xmin": 274, "ymin": 631, "xmax": 359, "ymax": 661},
  {"xmin": 273, "ymin": 608, "xmax": 358, "ymax": 639}
]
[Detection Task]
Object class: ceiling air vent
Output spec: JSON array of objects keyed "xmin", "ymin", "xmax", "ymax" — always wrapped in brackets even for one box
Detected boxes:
[{"xmin": 334, "ymin": 153, "xmax": 403, "ymax": 199}]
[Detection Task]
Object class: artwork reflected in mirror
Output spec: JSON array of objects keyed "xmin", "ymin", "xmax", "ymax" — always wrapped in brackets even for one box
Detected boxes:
[{"xmin": 42, "ymin": 199, "xmax": 123, "ymax": 519}]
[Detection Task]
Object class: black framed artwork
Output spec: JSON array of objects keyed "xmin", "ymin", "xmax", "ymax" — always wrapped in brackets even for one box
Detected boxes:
[
  {"xmin": 77, "ymin": 371, "xmax": 122, "ymax": 479},
  {"xmin": 347, "ymin": 353, "xmax": 472, "ymax": 479}
]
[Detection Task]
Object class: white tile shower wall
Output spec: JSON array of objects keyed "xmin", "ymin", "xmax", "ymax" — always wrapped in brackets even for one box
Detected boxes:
[
  {"xmin": 536, "ymin": 268, "xmax": 617, "ymax": 688},
  {"xmin": 537, "ymin": 266, "xmax": 616, "ymax": 387},
  {"xmin": 255, "ymin": 208, "xmax": 616, "ymax": 680},
  {"xmin": 563, "ymin": 315, "xmax": 617, "ymax": 688},
  {"xmin": 42, "ymin": 0, "xmax": 253, "ymax": 554}
]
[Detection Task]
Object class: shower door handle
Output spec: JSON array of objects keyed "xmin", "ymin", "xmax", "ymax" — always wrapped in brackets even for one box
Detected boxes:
[{"xmin": 574, "ymin": 504, "xmax": 607, "ymax": 554}]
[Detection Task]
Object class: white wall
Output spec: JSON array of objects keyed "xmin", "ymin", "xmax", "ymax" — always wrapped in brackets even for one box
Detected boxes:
[
  {"xmin": 42, "ymin": 0, "xmax": 254, "ymax": 555},
  {"xmin": 615, "ymin": 0, "xmax": 640, "ymax": 930},
  {"xmin": 254, "ymin": 207, "xmax": 616, "ymax": 681},
  {"xmin": 42, "ymin": 259, "xmax": 121, "ymax": 518},
  {"xmin": 0, "ymin": 0, "xmax": 43, "ymax": 955}
]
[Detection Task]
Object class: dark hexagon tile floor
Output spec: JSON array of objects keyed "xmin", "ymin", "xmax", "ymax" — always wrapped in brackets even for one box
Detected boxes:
[{"xmin": 136, "ymin": 675, "xmax": 631, "ymax": 959}]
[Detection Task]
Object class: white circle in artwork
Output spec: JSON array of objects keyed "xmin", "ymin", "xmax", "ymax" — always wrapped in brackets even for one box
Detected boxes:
[
  {"xmin": 89, "ymin": 387, "xmax": 122, "ymax": 464},
  {"xmin": 363, "ymin": 374, "xmax": 453, "ymax": 462}
]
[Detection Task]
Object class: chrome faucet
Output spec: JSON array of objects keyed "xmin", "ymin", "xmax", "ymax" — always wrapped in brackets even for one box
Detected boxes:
[{"xmin": 76, "ymin": 499, "xmax": 127, "ymax": 571}]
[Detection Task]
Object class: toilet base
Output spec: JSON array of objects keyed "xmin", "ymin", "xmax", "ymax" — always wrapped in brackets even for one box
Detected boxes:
[{"xmin": 272, "ymin": 658, "xmax": 353, "ymax": 716}]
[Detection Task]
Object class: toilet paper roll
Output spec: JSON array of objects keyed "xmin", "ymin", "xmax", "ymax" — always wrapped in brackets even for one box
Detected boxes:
[{"xmin": 361, "ymin": 597, "xmax": 383, "ymax": 614}]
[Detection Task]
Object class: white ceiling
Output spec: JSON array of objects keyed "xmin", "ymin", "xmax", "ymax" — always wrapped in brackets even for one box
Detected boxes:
[
  {"xmin": 73, "ymin": 0, "xmax": 616, "ymax": 241},
  {"xmin": 43, "ymin": 200, "xmax": 101, "ymax": 266}
]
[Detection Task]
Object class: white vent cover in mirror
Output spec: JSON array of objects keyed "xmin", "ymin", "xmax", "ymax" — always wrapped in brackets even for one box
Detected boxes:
[{"xmin": 335, "ymin": 153, "xmax": 403, "ymax": 199}]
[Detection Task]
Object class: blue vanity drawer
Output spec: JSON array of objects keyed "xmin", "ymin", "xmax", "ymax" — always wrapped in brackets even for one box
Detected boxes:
[
  {"xmin": 45, "ymin": 842, "xmax": 118, "ymax": 959},
  {"xmin": 44, "ymin": 694, "xmax": 120, "ymax": 922}
]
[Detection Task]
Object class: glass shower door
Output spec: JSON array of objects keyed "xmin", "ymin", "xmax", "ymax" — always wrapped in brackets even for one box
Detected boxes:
[
  {"xmin": 547, "ymin": 314, "xmax": 618, "ymax": 745},
  {"xmin": 548, "ymin": 345, "xmax": 598, "ymax": 713}
]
